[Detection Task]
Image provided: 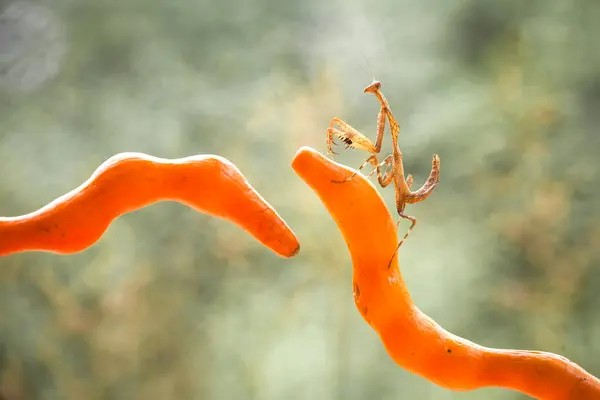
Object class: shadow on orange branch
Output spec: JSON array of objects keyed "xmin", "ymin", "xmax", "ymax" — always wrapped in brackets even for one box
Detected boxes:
[
  {"xmin": 0, "ymin": 152, "xmax": 299, "ymax": 258},
  {"xmin": 292, "ymin": 146, "xmax": 600, "ymax": 400}
]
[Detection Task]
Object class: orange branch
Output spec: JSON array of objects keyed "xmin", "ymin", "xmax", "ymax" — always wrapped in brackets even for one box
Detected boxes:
[
  {"xmin": 291, "ymin": 146, "xmax": 600, "ymax": 400},
  {"xmin": 1, "ymin": 152, "xmax": 299, "ymax": 258}
]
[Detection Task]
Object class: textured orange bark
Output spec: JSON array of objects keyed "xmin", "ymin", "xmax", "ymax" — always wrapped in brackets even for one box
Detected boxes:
[
  {"xmin": 292, "ymin": 146, "xmax": 600, "ymax": 400},
  {"xmin": 0, "ymin": 152, "xmax": 299, "ymax": 258}
]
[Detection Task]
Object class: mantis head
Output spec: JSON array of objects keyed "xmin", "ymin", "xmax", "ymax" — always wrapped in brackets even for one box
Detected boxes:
[{"xmin": 363, "ymin": 80, "xmax": 382, "ymax": 94}]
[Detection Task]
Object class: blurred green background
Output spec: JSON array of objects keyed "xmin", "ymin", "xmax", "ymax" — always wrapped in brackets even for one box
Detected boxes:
[{"xmin": 1, "ymin": 0, "xmax": 599, "ymax": 399}]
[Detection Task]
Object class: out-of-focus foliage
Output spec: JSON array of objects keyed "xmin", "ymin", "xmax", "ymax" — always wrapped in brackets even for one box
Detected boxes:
[{"xmin": 1, "ymin": 0, "xmax": 599, "ymax": 398}]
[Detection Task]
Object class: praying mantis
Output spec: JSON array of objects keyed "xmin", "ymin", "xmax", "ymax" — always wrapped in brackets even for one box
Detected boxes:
[{"xmin": 325, "ymin": 80, "xmax": 440, "ymax": 266}]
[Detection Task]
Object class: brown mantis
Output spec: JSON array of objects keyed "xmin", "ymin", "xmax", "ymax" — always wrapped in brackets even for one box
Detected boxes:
[{"xmin": 325, "ymin": 80, "xmax": 440, "ymax": 267}]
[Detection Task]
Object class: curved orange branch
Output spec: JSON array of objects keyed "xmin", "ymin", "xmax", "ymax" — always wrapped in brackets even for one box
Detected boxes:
[
  {"xmin": 292, "ymin": 146, "xmax": 600, "ymax": 400},
  {"xmin": 1, "ymin": 152, "xmax": 299, "ymax": 258}
]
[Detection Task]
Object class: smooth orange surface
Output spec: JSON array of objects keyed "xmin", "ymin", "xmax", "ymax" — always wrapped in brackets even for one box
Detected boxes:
[
  {"xmin": 0, "ymin": 152, "xmax": 299, "ymax": 258},
  {"xmin": 292, "ymin": 146, "xmax": 600, "ymax": 400}
]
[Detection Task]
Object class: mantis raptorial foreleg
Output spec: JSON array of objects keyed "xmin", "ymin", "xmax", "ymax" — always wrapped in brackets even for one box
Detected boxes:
[
  {"xmin": 326, "ymin": 104, "xmax": 386, "ymax": 158},
  {"xmin": 326, "ymin": 118, "xmax": 378, "ymax": 157}
]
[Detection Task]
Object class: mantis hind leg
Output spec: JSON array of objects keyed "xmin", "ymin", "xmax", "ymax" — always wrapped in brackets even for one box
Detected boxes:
[
  {"xmin": 387, "ymin": 213, "xmax": 417, "ymax": 269},
  {"xmin": 332, "ymin": 154, "xmax": 393, "ymax": 186}
]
